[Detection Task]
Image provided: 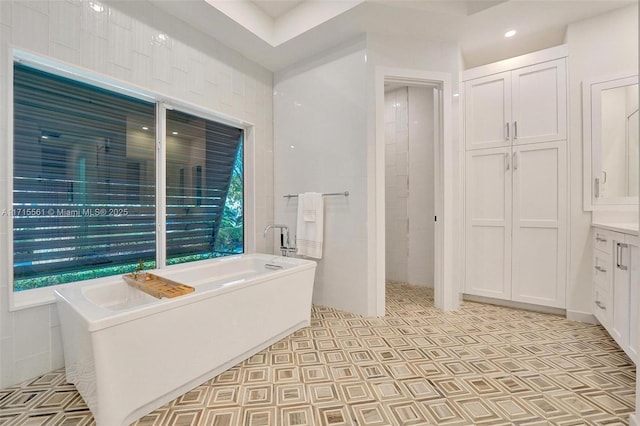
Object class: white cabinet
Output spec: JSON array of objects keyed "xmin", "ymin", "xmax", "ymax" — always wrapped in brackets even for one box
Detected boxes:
[
  {"xmin": 593, "ymin": 229, "xmax": 613, "ymax": 328},
  {"xmin": 465, "ymin": 142, "xmax": 567, "ymax": 308},
  {"xmin": 464, "ymin": 46, "xmax": 568, "ymax": 310},
  {"xmin": 511, "ymin": 60, "xmax": 567, "ymax": 145},
  {"xmin": 465, "ymin": 58, "xmax": 567, "ymax": 151},
  {"xmin": 465, "ymin": 147, "xmax": 511, "ymax": 300},
  {"xmin": 511, "ymin": 142, "xmax": 567, "ymax": 308},
  {"xmin": 629, "ymin": 244, "xmax": 639, "ymax": 362},
  {"xmin": 592, "ymin": 227, "xmax": 639, "ymax": 363},
  {"xmin": 612, "ymin": 240, "xmax": 630, "ymax": 347},
  {"xmin": 464, "ymin": 72, "xmax": 511, "ymax": 150}
]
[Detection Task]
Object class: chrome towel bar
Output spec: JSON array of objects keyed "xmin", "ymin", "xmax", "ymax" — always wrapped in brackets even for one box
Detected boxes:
[{"xmin": 283, "ymin": 191, "xmax": 349, "ymax": 199}]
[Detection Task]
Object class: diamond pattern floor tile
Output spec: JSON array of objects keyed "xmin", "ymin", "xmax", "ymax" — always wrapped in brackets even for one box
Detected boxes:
[{"xmin": 0, "ymin": 282, "xmax": 636, "ymax": 425}]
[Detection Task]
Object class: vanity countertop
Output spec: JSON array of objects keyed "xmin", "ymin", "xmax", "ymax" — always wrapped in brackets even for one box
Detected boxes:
[{"xmin": 592, "ymin": 221, "xmax": 639, "ymax": 236}]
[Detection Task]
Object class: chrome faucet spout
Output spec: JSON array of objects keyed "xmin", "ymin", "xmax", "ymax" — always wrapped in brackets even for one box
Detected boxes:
[
  {"xmin": 263, "ymin": 224, "xmax": 294, "ymax": 256},
  {"xmin": 263, "ymin": 224, "xmax": 289, "ymax": 239}
]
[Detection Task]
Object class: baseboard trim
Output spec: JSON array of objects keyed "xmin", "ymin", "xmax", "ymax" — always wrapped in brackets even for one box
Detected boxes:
[
  {"xmin": 629, "ymin": 413, "xmax": 637, "ymax": 426},
  {"xmin": 566, "ymin": 310, "xmax": 599, "ymax": 324},
  {"xmin": 462, "ymin": 294, "xmax": 565, "ymax": 316}
]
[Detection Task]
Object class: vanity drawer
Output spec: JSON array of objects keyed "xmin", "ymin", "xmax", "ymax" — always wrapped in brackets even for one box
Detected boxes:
[
  {"xmin": 594, "ymin": 230, "xmax": 613, "ymax": 254},
  {"xmin": 593, "ymin": 286, "xmax": 611, "ymax": 328},
  {"xmin": 593, "ymin": 252, "xmax": 612, "ymax": 288}
]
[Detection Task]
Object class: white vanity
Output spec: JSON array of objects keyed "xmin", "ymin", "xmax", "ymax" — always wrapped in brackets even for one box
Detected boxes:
[
  {"xmin": 584, "ymin": 70, "xmax": 639, "ymax": 364},
  {"xmin": 584, "ymin": 69, "xmax": 639, "ymax": 425},
  {"xmin": 591, "ymin": 223, "xmax": 639, "ymax": 363}
]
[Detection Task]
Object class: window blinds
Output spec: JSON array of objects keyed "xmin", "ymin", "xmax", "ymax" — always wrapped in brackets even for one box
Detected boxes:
[{"xmin": 13, "ymin": 63, "xmax": 157, "ymax": 289}]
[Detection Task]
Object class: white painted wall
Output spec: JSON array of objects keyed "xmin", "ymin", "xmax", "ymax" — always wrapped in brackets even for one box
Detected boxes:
[
  {"xmin": 0, "ymin": 0, "xmax": 274, "ymax": 387},
  {"xmin": 274, "ymin": 38, "xmax": 369, "ymax": 316},
  {"xmin": 565, "ymin": 4, "xmax": 638, "ymax": 318},
  {"xmin": 384, "ymin": 86, "xmax": 435, "ymax": 286},
  {"xmin": 628, "ymin": 85, "xmax": 639, "ymax": 197}
]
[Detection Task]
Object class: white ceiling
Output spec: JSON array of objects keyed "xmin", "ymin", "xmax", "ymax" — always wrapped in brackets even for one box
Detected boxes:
[
  {"xmin": 141, "ymin": 0, "xmax": 635, "ymax": 72},
  {"xmin": 250, "ymin": 0, "xmax": 305, "ymax": 19}
]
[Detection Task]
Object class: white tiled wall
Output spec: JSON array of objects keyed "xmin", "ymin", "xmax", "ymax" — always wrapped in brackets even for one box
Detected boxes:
[
  {"xmin": 0, "ymin": 0, "xmax": 273, "ymax": 387},
  {"xmin": 274, "ymin": 39, "xmax": 369, "ymax": 316},
  {"xmin": 407, "ymin": 87, "xmax": 435, "ymax": 287},
  {"xmin": 384, "ymin": 87, "xmax": 434, "ymax": 287},
  {"xmin": 384, "ymin": 87, "xmax": 410, "ymax": 282}
]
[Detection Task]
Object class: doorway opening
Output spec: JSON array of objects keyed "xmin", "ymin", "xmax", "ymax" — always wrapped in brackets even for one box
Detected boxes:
[
  {"xmin": 384, "ymin": 84, "xmax": 437, "ymax": 293},
  {"xmin": 373, "ymin": 68, "xmax": 458, "ymax": 316}
]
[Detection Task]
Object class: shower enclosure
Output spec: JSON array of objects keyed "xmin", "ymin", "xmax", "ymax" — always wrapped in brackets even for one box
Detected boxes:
[{"xmin": 384, "ymin": 85, "xmax": 436, "ymax": 287}]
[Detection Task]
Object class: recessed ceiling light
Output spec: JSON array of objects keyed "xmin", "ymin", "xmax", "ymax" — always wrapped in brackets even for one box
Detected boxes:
[
  {"xmin": 172, "ymin": 131, "xmax": 178, "ymax": 135},
  {"xmin": 142, "ymin": 126, "xmax": 149, "ymax": 130},
  {"xmin": 504, "ymin": 30, "xmax": 517, "ymax": 38},
  {"xmin": 453, "ymin": 93, "xmax": 460, "ymax": 97}
]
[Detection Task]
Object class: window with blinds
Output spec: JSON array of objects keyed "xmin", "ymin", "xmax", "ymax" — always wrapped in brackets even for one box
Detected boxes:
[
  {"xmin": 165, "ymin": 110, "xmax": 244, "ymax": 265},
  {"xmin": 12, "ymin": 61, "xmax": 244, "ymax": 292}
]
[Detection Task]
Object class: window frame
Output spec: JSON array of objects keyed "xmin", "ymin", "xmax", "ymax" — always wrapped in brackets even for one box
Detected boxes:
[{"xmin": 7, "ymin": 49, "xmax": 255, "ymax": 311}]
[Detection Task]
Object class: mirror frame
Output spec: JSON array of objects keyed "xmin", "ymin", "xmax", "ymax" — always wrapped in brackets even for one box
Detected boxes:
[{"xmin": 582, "ymin": 72, "xmax": 639, "ymax": 211}]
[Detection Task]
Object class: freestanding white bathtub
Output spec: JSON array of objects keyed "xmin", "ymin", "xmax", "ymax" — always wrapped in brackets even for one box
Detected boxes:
[{"xmin": 55, "ymin": 254, "xmax": 316, "ymax": 426}]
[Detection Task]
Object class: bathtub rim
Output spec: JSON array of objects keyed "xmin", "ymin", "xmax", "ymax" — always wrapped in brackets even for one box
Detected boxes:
[{"xmin": 54, "ymin": 253, "xmax": 316, "ymax": 332}]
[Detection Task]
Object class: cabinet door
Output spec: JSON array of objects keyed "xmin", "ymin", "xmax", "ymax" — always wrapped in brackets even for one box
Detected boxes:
[
  {"xmin": 465, "ymin": 147, "xmax": 512, "ymax": 299},
  {"xmin": 464, "ymin": 72, "xmax": 512, "ymax": 150},
  {"xmin": 611, "ymin": 241, "xmax": 630, "ymax": 349},
  {"xmin": 511, "ymin": 58, "xmax": 567, "ymax": 145},
  {"xmin": 511, "ymin": 141, "xmax": 567, "ymax": 308},
  {"xmin": 629, "ymin": 245, "xmax": 639, "ymax": 363}
]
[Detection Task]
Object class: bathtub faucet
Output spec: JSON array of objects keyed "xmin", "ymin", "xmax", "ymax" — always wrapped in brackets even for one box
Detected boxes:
[{"xmin": 263, "ymin": 224, "xmax": 296, "ymax": 256}]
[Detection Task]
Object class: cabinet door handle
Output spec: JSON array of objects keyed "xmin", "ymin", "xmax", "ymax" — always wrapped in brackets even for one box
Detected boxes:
[
  {"xmin": 513, "ymin": 152, "xmax": 518, "ymax": 170},
  {"xmin": 595, "ymin": 300, "xmax": 606, "ymax": 310},
  {"xmin": 616, "ymin": 243, "xmax": 628, "ymax": 271},
  {"xmin": 505, "ymin": 152, "xmax": 510, "ymax": 170},
  {"xmin": 506, "ymin": 122, "xmax": 510, "ymax": 140},
  {"xmin": 595, "ymin": 265, "xmax": 607, "ymax": 273},
  {"xmin": 514, "ymin": 121, "xmax": 518, "ymax": 139}
]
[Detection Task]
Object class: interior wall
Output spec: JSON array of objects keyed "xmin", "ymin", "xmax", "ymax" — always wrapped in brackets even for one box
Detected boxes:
[
  {"xmin": 627, "ymin": 86, "xmax": 639, "ymax": 197},
  {"xmin": 273, "ymin": 38, "xmax": 369, "ymax": 316},
  {"xmin": 564, "ymin": 4, "xmax": 639, "ymax": 318},
  {"xmin": 367, "ymin": 34, "xmax": 462, "ymax": 310},
  {"xmin": 384, "ymin": 86, "xmax": 435, "ymax": 287},
  {"xmin": 384, "ymin": 87, "xmax": 410, "ymax": 282},
  {"xmin": 407, "ymin": 86, "xmax": 435, "ymax": 287},
  {"xmin": 0, "ymin": 0, "xmax": 274, "ymax": 387},
  {"xmin": 275, "ymin": 34, "xmax": 459, "ymax": 316}
]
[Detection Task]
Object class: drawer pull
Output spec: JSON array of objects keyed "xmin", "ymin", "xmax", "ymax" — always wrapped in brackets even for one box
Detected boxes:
[
  {"xmin": 594, "ymin": 266, "xmax": 607, "ymax": 273},
  {"xmin": 595, "ymin": 300, "xmax": 606, "ymax": 310},
  {"xmin": 595, "ymin": 236, "xmax": 607, "ymax": 243}
]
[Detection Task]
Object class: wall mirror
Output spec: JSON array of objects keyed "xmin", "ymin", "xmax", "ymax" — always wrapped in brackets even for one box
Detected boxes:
[{"xmin": 583, "ymin": 74, "xmax": 639, "ymax": 209}]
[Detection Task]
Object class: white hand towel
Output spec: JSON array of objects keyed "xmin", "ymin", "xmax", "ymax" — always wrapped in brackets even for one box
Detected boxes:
[
  {"xmin": 303, "ymin": 193, "xmax": 317, "ymax": 222},
  {"xmin": 296, "ymin": 192, "xmax": 324, "ymax": 259}
]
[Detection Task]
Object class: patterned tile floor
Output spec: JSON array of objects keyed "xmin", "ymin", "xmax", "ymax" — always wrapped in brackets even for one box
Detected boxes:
[{"xmin": 0, "ymin": 282, "xmax": 636, "ymax": 425}]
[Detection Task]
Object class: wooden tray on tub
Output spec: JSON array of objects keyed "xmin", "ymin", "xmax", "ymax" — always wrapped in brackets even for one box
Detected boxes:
[{"xmin": 123, "ymin": 273, "xmax": 195, "ymax": 299}]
